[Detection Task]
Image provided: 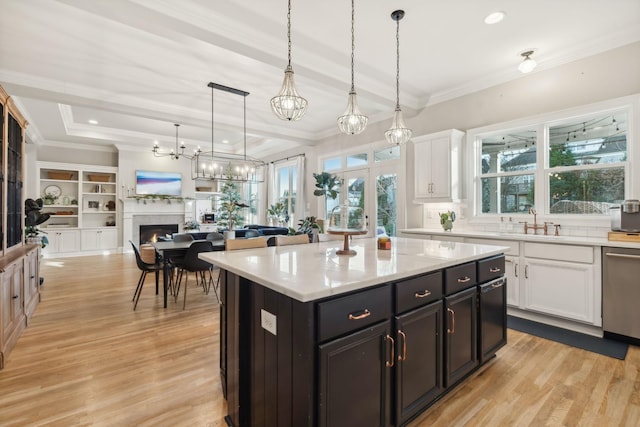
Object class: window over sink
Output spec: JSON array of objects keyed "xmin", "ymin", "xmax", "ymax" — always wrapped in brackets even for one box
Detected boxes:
[{"xmin": 470, "ymin": 97, "xmax": 632, "ymax": 218}]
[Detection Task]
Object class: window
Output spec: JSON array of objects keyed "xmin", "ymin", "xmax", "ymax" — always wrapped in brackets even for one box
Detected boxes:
[
  {"xmin": 547, "ymin": 114, "xmax": 626, "ymax": 214},
  {"xmin": 374, "ymin": 145, "xmax": 400, "ymax": 162},
  {"xmin": 346, "ymin": 153, "xmax": 368, "ymax": 168},
  {"xmin": 473, "ymin": 105, "xmax": 629, "ymax": 217},
  {"xmin": 479, "ymin": 128, "xmax": 537, "ymax": 213},
  {"xmin": 276, "ymin": 163, "xmax": 297, "ymax": 226},
  {"xmin": 323, "ymin": 157, "xmax": 341, "ymax": 171}
]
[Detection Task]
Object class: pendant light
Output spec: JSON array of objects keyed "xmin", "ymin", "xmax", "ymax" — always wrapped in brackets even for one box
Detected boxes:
[
  {"xmin": 271, "ymin": 0, "xmax": 308, "ymax": 121},
  {"xmin": 337, "ymin": 0, "xmax": 368, "ymax": 135},
  {"xmin": 385, "ymin": 10, "xmax": 412, "ymax": 145},
  {"xmin": 518, "ymin": 50, "xmax": 537, "ymax": 73},
  {"xmin": 152, "ymin": 123, "xmax": 201, "ymax": 160}
]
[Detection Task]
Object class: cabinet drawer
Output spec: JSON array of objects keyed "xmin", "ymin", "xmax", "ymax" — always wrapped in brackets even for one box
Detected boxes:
[
  {"xmin": 317, "ymin": 285, "xmax": 391, "ymax": 342},
  {"xmin": 444, "ymin": 262, "xmax": 477, "ymax": 295},
  {"xmin": 395, "ymin": 271, "xmax": 442, "ymax": 313},
  {"xmin": 477, "ymin": 255, "xmax": 505, "ymax": 283}
]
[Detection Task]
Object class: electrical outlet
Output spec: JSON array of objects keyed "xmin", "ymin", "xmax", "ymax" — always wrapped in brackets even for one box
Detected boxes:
[{"xmin": 261, "ymin": 309, "xmax": 277, "ymax": 336}]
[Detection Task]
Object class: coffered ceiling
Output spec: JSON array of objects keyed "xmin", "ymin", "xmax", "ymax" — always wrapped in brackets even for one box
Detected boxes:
[{"xmin": 1, "ymin": 0, "xmax": 639, "ymax": 158}]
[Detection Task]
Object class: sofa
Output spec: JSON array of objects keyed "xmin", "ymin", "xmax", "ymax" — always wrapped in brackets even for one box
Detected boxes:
[{"xmin": 184, "ymin": 225, "xmax": 289, "ymax": 241}]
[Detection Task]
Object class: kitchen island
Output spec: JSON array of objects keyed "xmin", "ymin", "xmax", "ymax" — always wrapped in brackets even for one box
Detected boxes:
[{"xmin": 200, "ymin": 237, "xmax": 507, "ymax": 427}]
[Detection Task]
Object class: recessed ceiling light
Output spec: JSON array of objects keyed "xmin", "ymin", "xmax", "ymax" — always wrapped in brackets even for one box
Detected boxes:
[
  {"xmin": 222, "ymin": 139, "xmax": 229, "ymax": 144},
  {"xmin": 88, "ymin": 119, "xmax": 99, "ymax": 125},
  {"xmin": 484, "ymin": 11, "xmax": 506, "ymax": 25}
]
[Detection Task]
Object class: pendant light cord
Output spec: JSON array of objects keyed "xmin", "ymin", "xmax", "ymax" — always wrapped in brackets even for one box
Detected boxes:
[
  {"xmin": 350, "ymin": 0, "xmax": 355, "ymax": 92},
  {"xmin": 395, "ymin": 17, "xmax": 400, "ymax": 109},
  {"xmin": 244, "ymin": 94, "xmax": 247, "ymax": 160},
  {"xmin": 287, "ymin": 0, "xmax": 292, "ymax": 67},
  {"xmin": 211, "ymin": 86, "xmax": 215, "ymax": 157}
]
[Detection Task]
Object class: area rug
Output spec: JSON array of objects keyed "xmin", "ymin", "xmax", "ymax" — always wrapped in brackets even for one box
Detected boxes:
[{"xmin": 507, "ymin": 316, "xmax": 628, "ymax": 360}]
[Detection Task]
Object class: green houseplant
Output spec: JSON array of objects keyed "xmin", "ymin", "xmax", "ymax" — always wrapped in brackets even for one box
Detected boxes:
[
  {"xmin": 25, "ymin": 198, "xmax": 50, "ymax": 248},
  {"xmin": 313, "ymin": 172, "xmax": 341, "ymax": 200}
]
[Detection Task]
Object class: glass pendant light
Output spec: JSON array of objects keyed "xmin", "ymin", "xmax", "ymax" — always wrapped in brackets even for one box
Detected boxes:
[
  {"xmin": 385, "ymin": 10, "xmax": 412, "ymax": 145},
  {"xmin": 337, "ymin": 0, "xmax": 368, "ymax": 135},
  {"xmin": 518, "ymin": 50, "xmax": 537, "ymax": 73},
  {"xmin": 271, "ymin": 0, "xmax": 308, "ymax": 121}
]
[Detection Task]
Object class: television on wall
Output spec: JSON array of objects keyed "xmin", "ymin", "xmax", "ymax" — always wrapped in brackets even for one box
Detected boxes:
[{"xmin": 135, "ymin": 170, "xmax": 182, "ymax": 196}]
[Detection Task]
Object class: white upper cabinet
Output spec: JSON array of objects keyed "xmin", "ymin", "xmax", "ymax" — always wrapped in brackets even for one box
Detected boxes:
[{"xmin": 412, "ymin": 129, "xmax": 464, "ymax": 203}]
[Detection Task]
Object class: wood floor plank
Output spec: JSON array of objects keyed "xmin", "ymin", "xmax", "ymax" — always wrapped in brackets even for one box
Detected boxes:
[{"xmin": 0, "ymin": 253, "xmax": 638, "ymax": 426}]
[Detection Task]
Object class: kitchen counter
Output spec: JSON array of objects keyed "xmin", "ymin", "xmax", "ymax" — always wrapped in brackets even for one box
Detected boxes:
[
  {"xmin": 199, "ymin": 236, "xmax": 507, "ymax": 302},
  {"xmin": 400, "ymin": 228, "xmax": 640, "ymax": 249}
]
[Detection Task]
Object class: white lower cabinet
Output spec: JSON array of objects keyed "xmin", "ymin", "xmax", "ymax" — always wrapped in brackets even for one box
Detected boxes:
[
  {"xmin": 44, "ymin": 230, "xmax": 80, "ymax": 254},
  {"xmin": 464, "ymin": 238, "xmax": 601, "ymax": 328},
  {"xmin": 81, "ymin": 228, "xmax": 117, "ymax": 251},
  {"xmin": 504, "ymin": 255, "xmax": 520, "ymax": 307}
]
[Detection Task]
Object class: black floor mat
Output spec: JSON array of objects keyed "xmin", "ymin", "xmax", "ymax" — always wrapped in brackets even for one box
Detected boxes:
[{"xmin": 507, "ymin": 316, "xmax": 628, "ymax": 360}]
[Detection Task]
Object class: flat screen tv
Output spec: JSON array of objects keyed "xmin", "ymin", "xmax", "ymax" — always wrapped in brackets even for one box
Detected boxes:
[{"xmin": 135, "ymin": 170, "xmax": 182, "ymax": 196}]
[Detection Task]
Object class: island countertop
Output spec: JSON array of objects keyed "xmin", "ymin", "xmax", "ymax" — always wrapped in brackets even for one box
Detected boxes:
[{"xmin": 199, "ymin": 236, "xmax": 507, "ymax": 302}]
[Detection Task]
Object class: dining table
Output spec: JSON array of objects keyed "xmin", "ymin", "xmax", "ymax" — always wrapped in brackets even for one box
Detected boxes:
[{"xmin": 152, "ymin": 239, "xmax": 225, "ymax": 308}]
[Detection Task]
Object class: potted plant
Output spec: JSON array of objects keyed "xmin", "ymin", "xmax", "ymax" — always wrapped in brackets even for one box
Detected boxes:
[
  {"xmin": 25, "ymin": 198, "xmax": 50, "ymax": 248},
  {"xmin": 439, "ymin": 210, "xmax": 456, "ymax": 231},
  {"xmin": 217, "ymin": 180, "xmax": 249, "ymax": 237},
  {"xmin": 313, "ymin": 172, "xmax": 341, "ymax": 200},
  {"xmin": 267, "ymin": 202, "xmax": 288, "ymax": 226},
  {"xmin": 184, "ymin": 220, "xmax": 200, "ymax": 231},
  {"xmin": 296, "ymin": 216, "xmax": 323, "ymax": 242}
]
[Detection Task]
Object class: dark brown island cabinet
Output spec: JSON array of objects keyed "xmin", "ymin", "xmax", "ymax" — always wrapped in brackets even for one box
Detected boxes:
[{"xmin": 219, "ymin": 253, "xmax": 506, "ymax": 427}]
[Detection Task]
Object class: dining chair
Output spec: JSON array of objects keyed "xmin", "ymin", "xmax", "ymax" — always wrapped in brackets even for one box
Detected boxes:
[
  {"xmin": 172, "ymin": 233, "xmax": 195, "ymax": 242},
  {"xmin": 225, "ymin": 237, "xmax": 268, "ymax": 251},
  {"xmin": 243, "ymin": 229, "xmax": 260, "ymax": 238},
  {"xmin": 206, "ymin": 232, "xmax": 224, "ymax": 241},
  {"xmin": 175, "ymin": 240, "xmax": 218, "ymax": 309},
  {"xmin": 275, "ymin": 234, "xmax": 310, "ymax": 246},
  {"xmin": 129, "ymin": 240, "xmax": 163, "ymax": 310}
]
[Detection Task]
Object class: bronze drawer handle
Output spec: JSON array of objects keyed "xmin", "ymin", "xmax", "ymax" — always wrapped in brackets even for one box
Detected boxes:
[
  {"xmin": 489, "ymin": 267, "xmax": 501, "ymax": 273},
  {"xmin": 491, "ymin": 282, "xmax": 504, "ymax": 289},
  {"xmin": 447, "ymin": 308, "xmax": 455, "ymax": 333},
  {"xmin": 397, "ymin": 330, "xmax": 407, "ymax": 361},
  {"xmin": 457, "ymin": 277, "xmax": 471, "ymax": 283},
  {"xmin": 348, "ymin": 309, "xmax": 371, "ymax": 320},
  {"xmin": 385, "ymin": 335, "xmax": 395, "ymax": 368},
  {"xmin": 414, "ymin": 290, "xmax": 432, "ymax": 298}
]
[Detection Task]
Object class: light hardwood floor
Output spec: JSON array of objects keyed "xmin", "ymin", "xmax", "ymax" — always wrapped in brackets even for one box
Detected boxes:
[{"xmin": 0, "ymin": 253, "xmax": 638, "ymax": 426}]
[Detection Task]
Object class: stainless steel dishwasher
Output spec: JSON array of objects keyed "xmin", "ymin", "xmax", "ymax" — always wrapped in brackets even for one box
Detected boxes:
[{"xmin": 603, "ymin": 247, "xmax": 640, "ymax": 345}]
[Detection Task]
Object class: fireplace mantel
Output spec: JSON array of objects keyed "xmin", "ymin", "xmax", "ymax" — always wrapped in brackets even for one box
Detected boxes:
[{"xmin": 122, "ymin": 198, "xmax": 195, "ymax": 249}]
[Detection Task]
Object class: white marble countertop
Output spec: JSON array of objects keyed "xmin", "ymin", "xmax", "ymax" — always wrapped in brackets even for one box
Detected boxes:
[
  {"xmin": 400, "ymin": 228, "xmax": 640, "ymax": 249},
  {"xmin": 199, "ymin": 237, "xmax": 507, "ymax": 302}
]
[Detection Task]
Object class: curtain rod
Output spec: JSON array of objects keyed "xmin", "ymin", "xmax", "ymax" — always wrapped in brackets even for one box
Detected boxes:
[{"xmin": 270, "ymin": 153, "xmax": 305, "ymax": 164}]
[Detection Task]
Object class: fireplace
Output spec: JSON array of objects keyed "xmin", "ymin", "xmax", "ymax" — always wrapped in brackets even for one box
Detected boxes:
[{"xmin": 140, "ymin": 224, "xmax": 178, "ymax": 244}]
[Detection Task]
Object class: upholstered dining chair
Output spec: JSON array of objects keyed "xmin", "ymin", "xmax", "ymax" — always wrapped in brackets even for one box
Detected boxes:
[
  {"xmin": 206, "ymin": 232, "xmax": 224, "ymax": 241},
  {"xmin": 175, "ymin": 240, "xmax": 217, "ymax": 309},
  {"xmin": 172, "ymin": 233, "xmax": 195, "ymax": 242},
  {"xmin": 275, "ymin": 234, "xmax": 310, "ymax": 246},
  {"xmin": 243, "ymin": 229, "xmax": 260, "ymax": 238},
  {"xmin": 225, "ymin": 236, "xmax": 268, "ymax": 251},
  {"xmin": 130, "ymin": 240, "xmax": 163, "ymax": 310}
]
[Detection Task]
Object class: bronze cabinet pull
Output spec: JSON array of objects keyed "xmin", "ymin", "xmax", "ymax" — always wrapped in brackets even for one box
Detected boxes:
[
  {"xmin": 385, "ymin": 335, "xmax": 395, "ymax": 367},
  {"xmin": 348, "ymin": 309, "xmax": 371, "ymax": 320},
  {"xmin": 457, "ymin": 277, "xmax": 471, "ymax": 283},
  {"xmin": 489, "ymin": 267, "xmax": 501, "ymax": 273},
  {"xmin": 447, "ymin": 308, "xmax": 455, "ymax": 333},
  {"xmin": 414, "ymin": 290, "xmax": 432, "ymax": 298},
  {"xmin": 515, "ymin": 263, "xmax": 518, "ymax": 278},
  {"xmin": 397, "ymin": 330, "xmax": 407, "ymax": 361}
]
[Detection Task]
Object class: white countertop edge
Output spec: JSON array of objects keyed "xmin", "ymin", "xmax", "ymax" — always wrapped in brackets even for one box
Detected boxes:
[
  {"xmin": 400, "ymin": 228, "xmax": 640, "ymax": 249},
  {"xmin": 200, "ymin": 239, "xmax": 508, "ymax": 303}
]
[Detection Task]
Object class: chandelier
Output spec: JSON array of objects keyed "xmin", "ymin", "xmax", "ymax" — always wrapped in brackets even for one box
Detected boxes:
[
  {"xmin": 152, "ymin": 123, "xmax": 202, "ymax": 160},
  {"xmin": 270, "ymin": 0, "xmax": 308, "ymax": 121},
  {"xmin": 384, "ymin": 10, "xmax": 412, "ymax": 145},
  {"xmin": 337, "ymin": 0, "xmax": 368, "ymax": 135},
  {"xmin": 191, "ymin": 82, "xmax": 265, "ymax": 183}
]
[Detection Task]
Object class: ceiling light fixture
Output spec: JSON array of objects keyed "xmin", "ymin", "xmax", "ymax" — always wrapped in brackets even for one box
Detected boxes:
[
  {"xmin": 385, "ymin": 10, "xmax": 412, "ymax": 146},
  {"xmin": 192, "ymin": 82, "xmax": 265, "ymax": 183},
  {"xmin": 152, "ymin": 123, "xmax": 201, "ymax": 160},
  {"xmin": 270, "ymin": 0, "xmax": 308, "ymax": 121},
  {"xmin": 88, "ymin": 119, "xmax": 98, "ymax": 125},
  {"xmin": 518, "ymin": 50, "xmax": 537, "ymax": 73},
  {"xmin": 337, "ymin": 0, "xmax": 368, "ymax": 135},
  {"xmin": 484, "ymin": 11, "xmax": 506, "ymax": 25}
]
